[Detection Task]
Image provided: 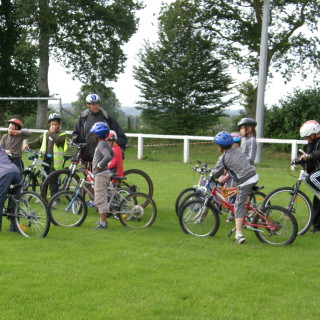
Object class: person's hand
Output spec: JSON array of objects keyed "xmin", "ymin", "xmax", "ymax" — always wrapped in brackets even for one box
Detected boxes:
[
  {"xmin": 22, "ymin": 144, "xmax": 29, "ymax": 151},
  {"xmin": 5, "ymin": 149, "xmax": 12, "ymax": 155}
]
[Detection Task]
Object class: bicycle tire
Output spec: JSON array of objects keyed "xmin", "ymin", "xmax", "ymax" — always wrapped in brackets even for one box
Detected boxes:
[
  {"xmin": 253, "ymin": 205, "xmax": 298, "ymax": 245},
  {"xmin": 175, "ymin": 187, "xmax": 197, "ymax": 216},
  {"xmin": 179, "ymin": 199, "xmax": 220, "ymax": 237},
  {"xmin": 49, "ymin": 190, "xmax": 87, "ymax": 227},
  {"xmin": 21, "ymin": 171, "xmax": 37, "ymax": 192},
  {"xmin": 14, "ymin": 191, "xmax": 50, "ymax": 238},
  {"xmin": 261, "ymin": 187, "xmax": 313, "ymax": 235},
  {"xmin": 249, "ymin": 191, "xmax": 266, "ymax": 207},
  {"xmin": 118, "ymin": 192, "xmax": 157, "ymax": 228},
  {"xmin": 122, "ymin": 169, "xmax": 153, "ymax": 198},
  {"xmin": 177, "ymin": 191, "xmax": 204, "ymax": 216},
  {"xmin": 41, "ymin": 169, "xmax": 81, "ymax": 202}
]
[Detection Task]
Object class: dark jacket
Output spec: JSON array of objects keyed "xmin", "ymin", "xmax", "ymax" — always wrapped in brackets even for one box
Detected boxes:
[
  {"xmin": 303, "ymin": 137, "xmax": 320, "ymax": 174},
  {"xmin": 72, "ymin": 108, "xmax": 127, "ymax": 161}
]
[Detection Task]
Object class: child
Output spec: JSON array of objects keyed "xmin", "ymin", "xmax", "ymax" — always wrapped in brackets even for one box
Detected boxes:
[
  {"xmin": 299, "ymin": 120, "xmax": 320, "ymax": 233},
  {"xmin": 0, "ymin": 118, "xmax": 31, "ymax": 171},
  {"xmin": 107, "ymin": 130, "xmax": 124, "ymax": 177},
  {"xmin": 90, "ymin": 122, "xmax": 114, "ymax": 230},
  {"xmin": 22, "ymin": 113, "xmax": 67, "ymax": 196},
  {"xmin": 210, "ymin": 131, "xmax": 259, "ymax": 244},
  {"xmin": 238, "ymin": 117, "xmax": 257, "ymax": 165}
]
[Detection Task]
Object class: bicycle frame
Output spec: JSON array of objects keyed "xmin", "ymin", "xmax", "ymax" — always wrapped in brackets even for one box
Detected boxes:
[{"xmin": 24, "ymin": 150, "xmax": 50, "ymax": 178}]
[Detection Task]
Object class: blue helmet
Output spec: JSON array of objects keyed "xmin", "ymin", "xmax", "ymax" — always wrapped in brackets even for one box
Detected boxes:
[
  {"xmin": 213, "ymin": 131, "xmax": 233, "ymax": 147},
  {"xmin": 90, "ymin": 122, "xmax": 110, "ymax": 138},
  {"xmin": 86, "ymin": 93, "xmax": 101, "ymax": 104}
]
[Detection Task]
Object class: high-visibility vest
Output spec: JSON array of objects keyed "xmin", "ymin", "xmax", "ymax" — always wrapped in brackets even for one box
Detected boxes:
[{"xmin": 40, "ymin": 131, "xmax": 67, "ymax": 170}]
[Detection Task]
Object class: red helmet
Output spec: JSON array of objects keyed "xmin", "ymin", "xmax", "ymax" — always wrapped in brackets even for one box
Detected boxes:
[{"xmin": 8, "ymin": 118, "xmax": 22, "ymax": 129}]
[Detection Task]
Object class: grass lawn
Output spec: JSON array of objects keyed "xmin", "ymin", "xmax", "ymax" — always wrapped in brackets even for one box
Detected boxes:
[{"xmin": 1, "ymin": 146, "xmax": 319, "ymax": 319}]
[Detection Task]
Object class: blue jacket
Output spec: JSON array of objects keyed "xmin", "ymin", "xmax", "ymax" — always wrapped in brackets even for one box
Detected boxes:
[{"xmin": 0, "ymin": 146, "xmax": 20, "ymax": 180}]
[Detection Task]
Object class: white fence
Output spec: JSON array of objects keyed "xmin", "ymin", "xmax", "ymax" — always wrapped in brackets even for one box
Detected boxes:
[{"xmin": 0, "ymin": 128, "xmax": 308, "ymax": 163}]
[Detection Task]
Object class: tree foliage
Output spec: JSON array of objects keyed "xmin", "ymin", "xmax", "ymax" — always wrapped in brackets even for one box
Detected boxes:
[
  {"xmin": 133, "ymin": 0, "xmax": 233, "ymax": 135},
  {"xmin": 264, "ymin": 87, "xmax": 320, "ymax": 140},
  {"xmin": 0, "ymin": 0, "xmax": 38, "ymax": 124},
  {"xmin": 198, "ymin": 0, "xmax": 320, "ymax": 115},
  {"xmin": 8, "ymin": 0, "xmax": 143, "ymax": 128}
]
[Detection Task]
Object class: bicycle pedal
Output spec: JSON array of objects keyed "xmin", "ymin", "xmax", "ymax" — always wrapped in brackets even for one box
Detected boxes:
[{"xmin": 227, "ymin": 228, "xmax": 236, "ymax": 237}]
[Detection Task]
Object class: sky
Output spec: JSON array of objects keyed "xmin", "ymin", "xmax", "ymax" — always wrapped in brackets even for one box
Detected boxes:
[{"xmin": 48, "ymin": 0, "xmax": 318, "ymax": 109}]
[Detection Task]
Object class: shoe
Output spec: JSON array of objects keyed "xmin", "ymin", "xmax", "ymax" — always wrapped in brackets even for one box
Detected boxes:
[
  {"xmin": 226, "ymin": 212, "xmax": 234, "ymax": 223},
  {"xmin": 7, "ymin": 223, "xmax": 18, "ymax": 232},
  {"xmin": 234, "ymin": 235, "xmax": 246, "ymax": 244},
  {"xmin": 94, "ymin": 222, "xmax": 108, "ymax": 230},
  {"xmin": 86, "ymin": 200, "xmax": 96, "ymax": 207},
  {"xmin": 311, "ymin": 228, "xmax": 320, "ymax": 233}
]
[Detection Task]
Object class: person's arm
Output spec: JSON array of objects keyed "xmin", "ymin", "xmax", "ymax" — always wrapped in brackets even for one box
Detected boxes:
[
  {"xmin": 72, "ymin": 119, "xmax": 83, "ymax": 144},
  {"xmin": 23, "ymin": 134, "xmax": 43, "ymax": 150},
  {"xmin": 48, "ymin": 131, "xmax": 67, "ymax": 148},
  {"xmin": 247, "ymin": 137, "xmax": 257, "ymax": 164},
  {"xmin": 210, "ymin": 156, "xmax": 225, "ymax": 179}
]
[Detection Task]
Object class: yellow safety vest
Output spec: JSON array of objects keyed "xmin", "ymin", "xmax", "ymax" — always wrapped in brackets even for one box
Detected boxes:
[{"xmin": 40, "ymin": 131, "xmax": 68, "ymax": 170}]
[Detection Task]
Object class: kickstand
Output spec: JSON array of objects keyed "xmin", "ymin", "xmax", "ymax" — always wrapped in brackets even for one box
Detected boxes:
[{"xmin": 228, "ymin": 227, "xmax": 236, "ymax": 237}]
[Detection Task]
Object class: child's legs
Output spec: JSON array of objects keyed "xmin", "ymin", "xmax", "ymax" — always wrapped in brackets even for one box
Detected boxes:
[
  {"xmin": 234, "ymin": 183, "xmax": 256, "ymax": 231},
  {"xmin": 94, "ymin": 172, "xmax": 111, "ymax": 220},
  {"xmin": 306, "ymin": 171, "xmax": 320, "ymax": 191}
]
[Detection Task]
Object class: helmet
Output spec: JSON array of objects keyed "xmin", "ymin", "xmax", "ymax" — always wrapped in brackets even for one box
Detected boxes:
[
  {"xmin": 90, "ymin": 122, "xmax": 110, "ymax": 138},
  {"xmin": 237, "ymin": 117, "xmax": 257, "ymax": 128},
  {"xmin": 213, "ymin": 131, "xmax": 234, "ymax": 147},
  {"xmin": 106, "ymin": 130, "xmax": 117, "ymax": 142},
  {"xmin": 300, "ymin": 120, "xmax": 320, "ymax": 138},
  {"xmin": 86, "ymin": 93, "xmax": 101, "ymax": 104},
  {"xmin": 231, "ymin": 132, "xmax": 241, "ymax": 143},
  {"xmin": 48, "ymin": 113, "xmax": 62, "ymax": 123},
  {"xmin": 8, "ymin": 118, "xmax": 22, "ymax": 129}
]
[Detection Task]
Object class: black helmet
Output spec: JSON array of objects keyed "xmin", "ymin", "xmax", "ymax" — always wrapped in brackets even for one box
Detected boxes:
[
  {"xmin": 48, "ymin": 113, "xmax": 62, "ymax": 123},
  {"xmin": 237, "ymin": 117, "xmax": 257, "ymax": 128}
]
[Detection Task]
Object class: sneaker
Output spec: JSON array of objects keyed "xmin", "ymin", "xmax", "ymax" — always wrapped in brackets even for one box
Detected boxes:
[
  {"xmin": 234, "ymin": 235, "xmax": 246, "ymax": 244},
  {"xmin": 94, "ymin": 222, "xmax": 108, "ymax": 230},
  {"xmin": 311, "ymin": 228, "xmax": 320, "ymax": 233},
  {"xmin": 86, "ymin": 200, "xmax": 96, "ymax": 208},
  {"xmin": 226, "ymin": 212, "xmax": 234, "ymax": 223}
]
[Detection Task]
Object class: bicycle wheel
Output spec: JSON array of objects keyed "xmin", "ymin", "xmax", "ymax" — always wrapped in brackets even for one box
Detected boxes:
[
  {"xmin": 261, "ymin": 187, "xmax": 313, "ymax": 235},
  {"xmin": 122, "ymin": 169, "xmax": 153, "ymax": 198},
  {"xmin": 118, "ymin": 192, "xmax": 157, "ymax": 228},
  {"xmin": 41, "ymin": 169, "xmax": 81, "ymax": 202},
  {"xmin": 179, "ymin": 199, "xmax": 220, "ymax": 237},
  {"xmin": 177, "ymin": 191, "xmax": 204, "ymax": 216},
  {"xmin": 21, "ymin": 171, "xmax": 37, "ymax": 192},
  {"xmin": 49, "ymin": 190, "xmax": 87, "ymax": 227},
  {"xmin": 253, "ymin": 205, "xmax": 298, "ymax": 245},
  {"xmin": 249, "ymin": 191, "xmax": 266, "ymax": 207},
  {"xmin": 13, "ymin": 191, "xmax": 50, "ymax": 238},
  {"xmin": 175, "ymin": 187, "xmax": 197, "ymax": 216}
]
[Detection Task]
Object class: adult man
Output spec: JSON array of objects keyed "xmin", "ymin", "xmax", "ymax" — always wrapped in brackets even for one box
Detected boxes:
[{"xmin": 72, "ymin": 93, "xmax": 127, "ymax": 162}]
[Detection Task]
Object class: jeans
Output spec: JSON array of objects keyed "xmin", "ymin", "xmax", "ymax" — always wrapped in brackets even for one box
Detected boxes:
[{"xmin": 0, "ymin": 172, "xmax": 21, "ymax": 230}]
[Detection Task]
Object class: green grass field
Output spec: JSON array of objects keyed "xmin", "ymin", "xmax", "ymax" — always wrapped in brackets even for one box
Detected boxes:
[{"xmin": 1, "ymin": 146, "xmax": 319, "ymax": 320}]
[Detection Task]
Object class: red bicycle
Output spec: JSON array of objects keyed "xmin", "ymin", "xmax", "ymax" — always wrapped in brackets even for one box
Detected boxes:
[{"xmin": 178, "ymin": 179, "xmax": 298, "ymax": 245}]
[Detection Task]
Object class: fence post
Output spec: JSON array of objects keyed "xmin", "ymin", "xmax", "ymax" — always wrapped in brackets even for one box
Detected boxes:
[
  {"xmin": 183, "ymin": 137, "xmax": 189, "ymax": 163},
  {"xmin": 291, "ymin": 140, "xmax": 298, "ymax": 160},
  {"xmin": 137, "ymin": 134, "xmax": 143, "ymax": 160}
]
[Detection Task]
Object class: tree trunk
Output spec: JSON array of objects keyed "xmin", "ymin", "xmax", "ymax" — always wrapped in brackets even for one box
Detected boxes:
[{"xmin": 36, "ymin": 0, "xmax": 50, "ymax": 128}]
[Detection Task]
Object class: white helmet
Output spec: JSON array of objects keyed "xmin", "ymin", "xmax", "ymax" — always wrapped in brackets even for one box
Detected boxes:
[
  {"xmin": 106, "ymin": 130, "xmax": 117, "ymax": 142},
  {"xmin": 86, "ymin": 93, "xmax": 101, "ymax": 104},
  {"xmin": 299, "ymin": 120, "xmax": 320, "ymax": 138}
]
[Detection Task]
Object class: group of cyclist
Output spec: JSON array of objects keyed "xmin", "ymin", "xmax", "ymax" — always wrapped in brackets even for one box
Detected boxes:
[
  {"xmin": 0, "ymin": 93, "xmax": 126, "ymax": 233},
  {"xmin": 1, "ymin": 93, "xmax": 320, "ymax": 240}
]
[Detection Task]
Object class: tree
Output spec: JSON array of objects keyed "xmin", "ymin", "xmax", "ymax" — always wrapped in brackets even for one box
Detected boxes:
[
  {"xmin": 0, "ymin": 0, "xmax": 38, "ymax": 124},
  {"xmin": 14, "ymin": 0, "xmax": 143, "ymax": 128},
  {"xmin": 133, "ymin": 0, "xmax": 233, "ymax": 135},
  {"xmin": 198, "ymin": 0, "xmax": 320, "ymax": 116},
  {"xmin": 264, "ymin": 87, "xmax": 320, "ymax": 142}
]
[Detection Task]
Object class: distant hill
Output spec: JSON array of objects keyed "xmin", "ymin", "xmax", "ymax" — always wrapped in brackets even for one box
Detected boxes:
[{"xmin": 120, "ymin": 106, "xmax": 141, "ymax": 116}]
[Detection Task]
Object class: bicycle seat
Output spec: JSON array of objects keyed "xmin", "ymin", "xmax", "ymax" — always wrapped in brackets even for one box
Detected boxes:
[
  {"xmin": 252, "ymin": 185, "xmax": 264, "ymax": 191},
  {"xmin": 111, "ymin": 175, "xmax": 127, "ymax": 181}
]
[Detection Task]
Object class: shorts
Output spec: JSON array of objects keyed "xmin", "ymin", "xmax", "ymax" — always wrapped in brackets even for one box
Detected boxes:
[{"xmin": 94, "ymin": 171, "xmax": 111, "ymax": 214}]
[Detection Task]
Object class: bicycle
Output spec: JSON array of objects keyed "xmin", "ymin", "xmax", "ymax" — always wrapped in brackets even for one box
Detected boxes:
[
  {"xmin": 175, "ymin": 161, "xmax": 266, "ymax": 216},
  {"xmin": 2, "ymin": 184, "xmax": 50, "ymax": 238},
  {"xmin": 40, "ymin": 143, "xmax": 154, "ymax": 202},
  {"xmin": 261, "ymin": 149, "xmax": 316, "ymax": 236},
  {"xmin": 178, "ymin": 178, "xmax": 298, "ymax": 245},
  {"xmin": 48, "ymin": 171, "xmax": 157, "ymax": 229}
]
